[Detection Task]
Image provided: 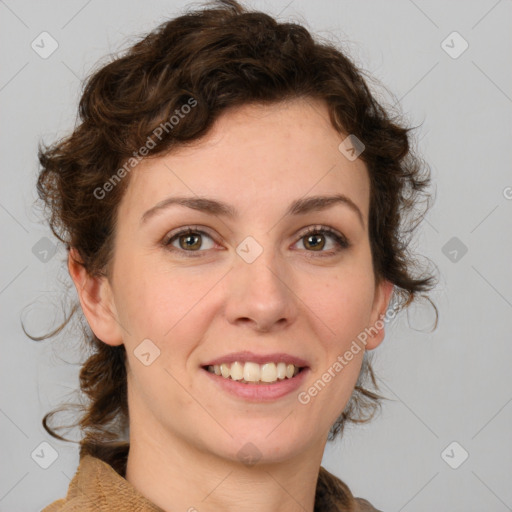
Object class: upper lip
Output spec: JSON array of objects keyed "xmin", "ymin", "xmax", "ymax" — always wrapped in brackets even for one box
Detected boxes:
[{"xmin": 202, "ymin": 351, "xmax": 310, "ymax": 368}]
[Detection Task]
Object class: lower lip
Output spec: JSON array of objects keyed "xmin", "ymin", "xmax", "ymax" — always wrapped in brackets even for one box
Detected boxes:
[{"xmin": 201, "ymin": 367, "xmax": 310, "ymax": 402}]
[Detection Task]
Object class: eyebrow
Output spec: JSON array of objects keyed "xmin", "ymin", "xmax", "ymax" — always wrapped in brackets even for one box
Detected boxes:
[{"xmin": 140, "ymin": 193, "xmax": 365, "ymax": 228}]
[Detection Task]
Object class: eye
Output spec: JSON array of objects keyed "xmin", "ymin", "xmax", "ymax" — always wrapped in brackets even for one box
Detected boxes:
[
  {"xmin": 162, "ymin": 224, "xmax": 350, "ymax": 258},
  {"xmin": 163, "ymin": 226, "xmax": 216, "ymax": 256},
  {"xmin": 294, "ymin": 225, "xmax": 350, "ymax": 256}
]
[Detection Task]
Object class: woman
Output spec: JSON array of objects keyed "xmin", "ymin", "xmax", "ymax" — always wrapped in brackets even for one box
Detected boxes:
[{"xmin": 36, "ymin": 0, "xmax": 437, "ymax": 510}]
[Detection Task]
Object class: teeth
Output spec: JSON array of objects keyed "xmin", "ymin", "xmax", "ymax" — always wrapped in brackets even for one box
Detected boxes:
[
  {"xmin": 243, "ymin": 361, "xmax": 260, "ymax": 382},
  {"xmin": 220, "ymin": 363, "xmax": 230, "ymax": 378},
  {"xmin": 276, "ymin": 362, "xmax": 286, "ymax": 380},
  {"xmin": 231, "ymin": 361, "xmax": 243, "ymax": 381},
  {"xmin": 207, "ymin": 361, "xmax": 302, "ymax": 384},
  {"xmin": 261, "ymin": 362, "xmax": 277, "ymax": 382}
]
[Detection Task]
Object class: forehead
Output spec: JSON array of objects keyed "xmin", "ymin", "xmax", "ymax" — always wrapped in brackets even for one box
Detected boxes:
[{"xmin": 119, "ymin": 98, "xmax": 370, "ymax": 223}]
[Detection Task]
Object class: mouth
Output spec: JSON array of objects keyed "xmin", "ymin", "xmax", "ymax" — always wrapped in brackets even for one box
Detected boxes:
[
  {"xmin": 201, "ymin": 361, "xmax": 307, "ymax": 385},
  {"xmin": 200, "ymin": 351, "xmax": 311, "ymax": 401},
  {"xmin": 201, "ymin": 360, "xmax": 310, "ymax": 402}
]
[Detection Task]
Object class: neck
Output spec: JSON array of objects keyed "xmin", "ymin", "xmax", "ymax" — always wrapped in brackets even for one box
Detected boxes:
[{"xmin": 125, "ymin": 415, "xmax": 325, "ymax": 512}]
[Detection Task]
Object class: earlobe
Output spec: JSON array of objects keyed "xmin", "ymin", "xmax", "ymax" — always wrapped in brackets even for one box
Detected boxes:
[
  {"xmin": 67, "ymin": 248, "xmax": 124, "ymax": 346},
  {"xmin": 364, "ymin": 279, "xmax": 395, "ymax": 351}
]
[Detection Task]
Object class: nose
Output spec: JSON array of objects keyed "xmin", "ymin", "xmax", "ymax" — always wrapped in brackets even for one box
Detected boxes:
[{"xmin": 223, "ymin": 242, "xmax": 298, "ymax": 333}]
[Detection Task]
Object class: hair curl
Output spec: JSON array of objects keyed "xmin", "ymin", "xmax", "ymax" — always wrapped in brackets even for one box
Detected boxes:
[{"xmin": 32, "ymin": 0, "xmax": 438, "ymax": 508}]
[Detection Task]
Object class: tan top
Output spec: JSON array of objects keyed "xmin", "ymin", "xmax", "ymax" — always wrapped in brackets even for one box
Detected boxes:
[{"xmin": 42, "ymin": 454, "xmax": 382, "ymax": 511}]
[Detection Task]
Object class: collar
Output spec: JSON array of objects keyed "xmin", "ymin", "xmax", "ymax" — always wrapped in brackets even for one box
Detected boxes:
[{"xmin": 58, "ymin": 454, "xmax": 164, "ymax": 511}]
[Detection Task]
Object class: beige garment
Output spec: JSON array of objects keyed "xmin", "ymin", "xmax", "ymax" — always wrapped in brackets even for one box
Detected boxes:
[{"xmin": 41, "ymin": 454, "xmax": 382, "ymax": 512}]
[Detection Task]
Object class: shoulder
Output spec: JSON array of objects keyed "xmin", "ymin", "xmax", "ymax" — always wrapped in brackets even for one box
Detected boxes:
[
  {"xmin": 354, "ymin": 496, "xmax": 384, "ymax": 512},
  {"xmin": 41, "ymin": 455, "xmax": 110, "ymax": 511},
  {"xmin": 41, "ymin": 455, "xmax": 163, "ymax": 512},
  {"xmin": 41, "ymin": 455, "xmax": 106, "ymax": 512},
  {"xmin": 316, "ymin": 465, "xmax": 384, "ymax": 512},
  {"xmin": 41, "ymin": 496, "xmax": 93, "ymax": 512}
]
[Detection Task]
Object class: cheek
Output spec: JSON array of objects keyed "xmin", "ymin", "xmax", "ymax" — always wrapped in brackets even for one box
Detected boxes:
[
  {"xmin": 113, "ymin": 259, "xmax": 219, "ymax": 347},
  {"xmin": 308, "ymin": 270, "xmax": 376, "ymax": 348}
]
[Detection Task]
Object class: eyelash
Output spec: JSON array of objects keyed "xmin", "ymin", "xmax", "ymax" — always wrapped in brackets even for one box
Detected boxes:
[{"xmin": 162, "ymin": 224, "xmax": 350, "ymax": 258}]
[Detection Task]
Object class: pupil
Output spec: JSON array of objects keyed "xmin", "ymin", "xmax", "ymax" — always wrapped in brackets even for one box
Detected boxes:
[
  {"xmin": 307, "ymin": 234, "xmax": 324, "ymax": 250},
  {"xmin": 182, "ymin": 234, "xmax": 200, "ymax": 250}
]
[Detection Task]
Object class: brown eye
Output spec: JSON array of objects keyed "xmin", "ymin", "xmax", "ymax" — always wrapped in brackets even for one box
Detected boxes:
[
  {"xmin": 303, "ymin": 233, "xmax": 326, "ymax": 251},
  {"xmin": 164, "ymin": 227, "xmax": 215, "ymax": 255},
  {"xmin": 177, "ymin": 232, "xmax": 202, "ymax": 250},
  {"xmin": 296, "ymin": 226, "xmax": 350, "ymax": 255}
]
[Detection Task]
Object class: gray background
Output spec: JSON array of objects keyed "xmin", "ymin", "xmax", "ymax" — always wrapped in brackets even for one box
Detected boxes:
[{"xmin": 1, "ymin": 0, "xmax": 511, "ymax": 511}]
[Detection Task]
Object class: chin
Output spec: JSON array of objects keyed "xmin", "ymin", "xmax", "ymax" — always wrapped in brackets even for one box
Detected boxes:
[{"xmin": 214, "ymin": 425, "xmax": 309, "ymax": 466}]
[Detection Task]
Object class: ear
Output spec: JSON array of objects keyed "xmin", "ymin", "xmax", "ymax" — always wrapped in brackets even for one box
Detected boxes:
[
  {"xmin": 364, "ymin": 279, "xmax": 395, "ymax": 350},
  {"xmin": 67, "ymin": 248, "xmax": 123, "ymax": 346}
]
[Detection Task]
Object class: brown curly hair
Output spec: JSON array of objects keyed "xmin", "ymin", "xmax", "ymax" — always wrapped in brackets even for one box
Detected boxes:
[{"xmin": 32, "ymin": 0, "xmax": 438, "ymax": 509}]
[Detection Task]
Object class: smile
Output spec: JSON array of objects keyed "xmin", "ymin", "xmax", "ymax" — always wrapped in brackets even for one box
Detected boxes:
[{"xmin": 205, "ymin": 361, "xmax": 303, "ymax": 384}]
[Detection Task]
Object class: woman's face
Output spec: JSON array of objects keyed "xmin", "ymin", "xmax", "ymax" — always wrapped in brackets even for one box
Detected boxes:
[{"xmin": 86, "ymin": 98, "xmax": 393, "ymax": 465}]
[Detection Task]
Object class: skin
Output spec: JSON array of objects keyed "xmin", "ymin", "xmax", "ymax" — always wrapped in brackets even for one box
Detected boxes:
[{"xmin": 69, "ymin": 97, "xmax": 394, "ymax": 512}]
